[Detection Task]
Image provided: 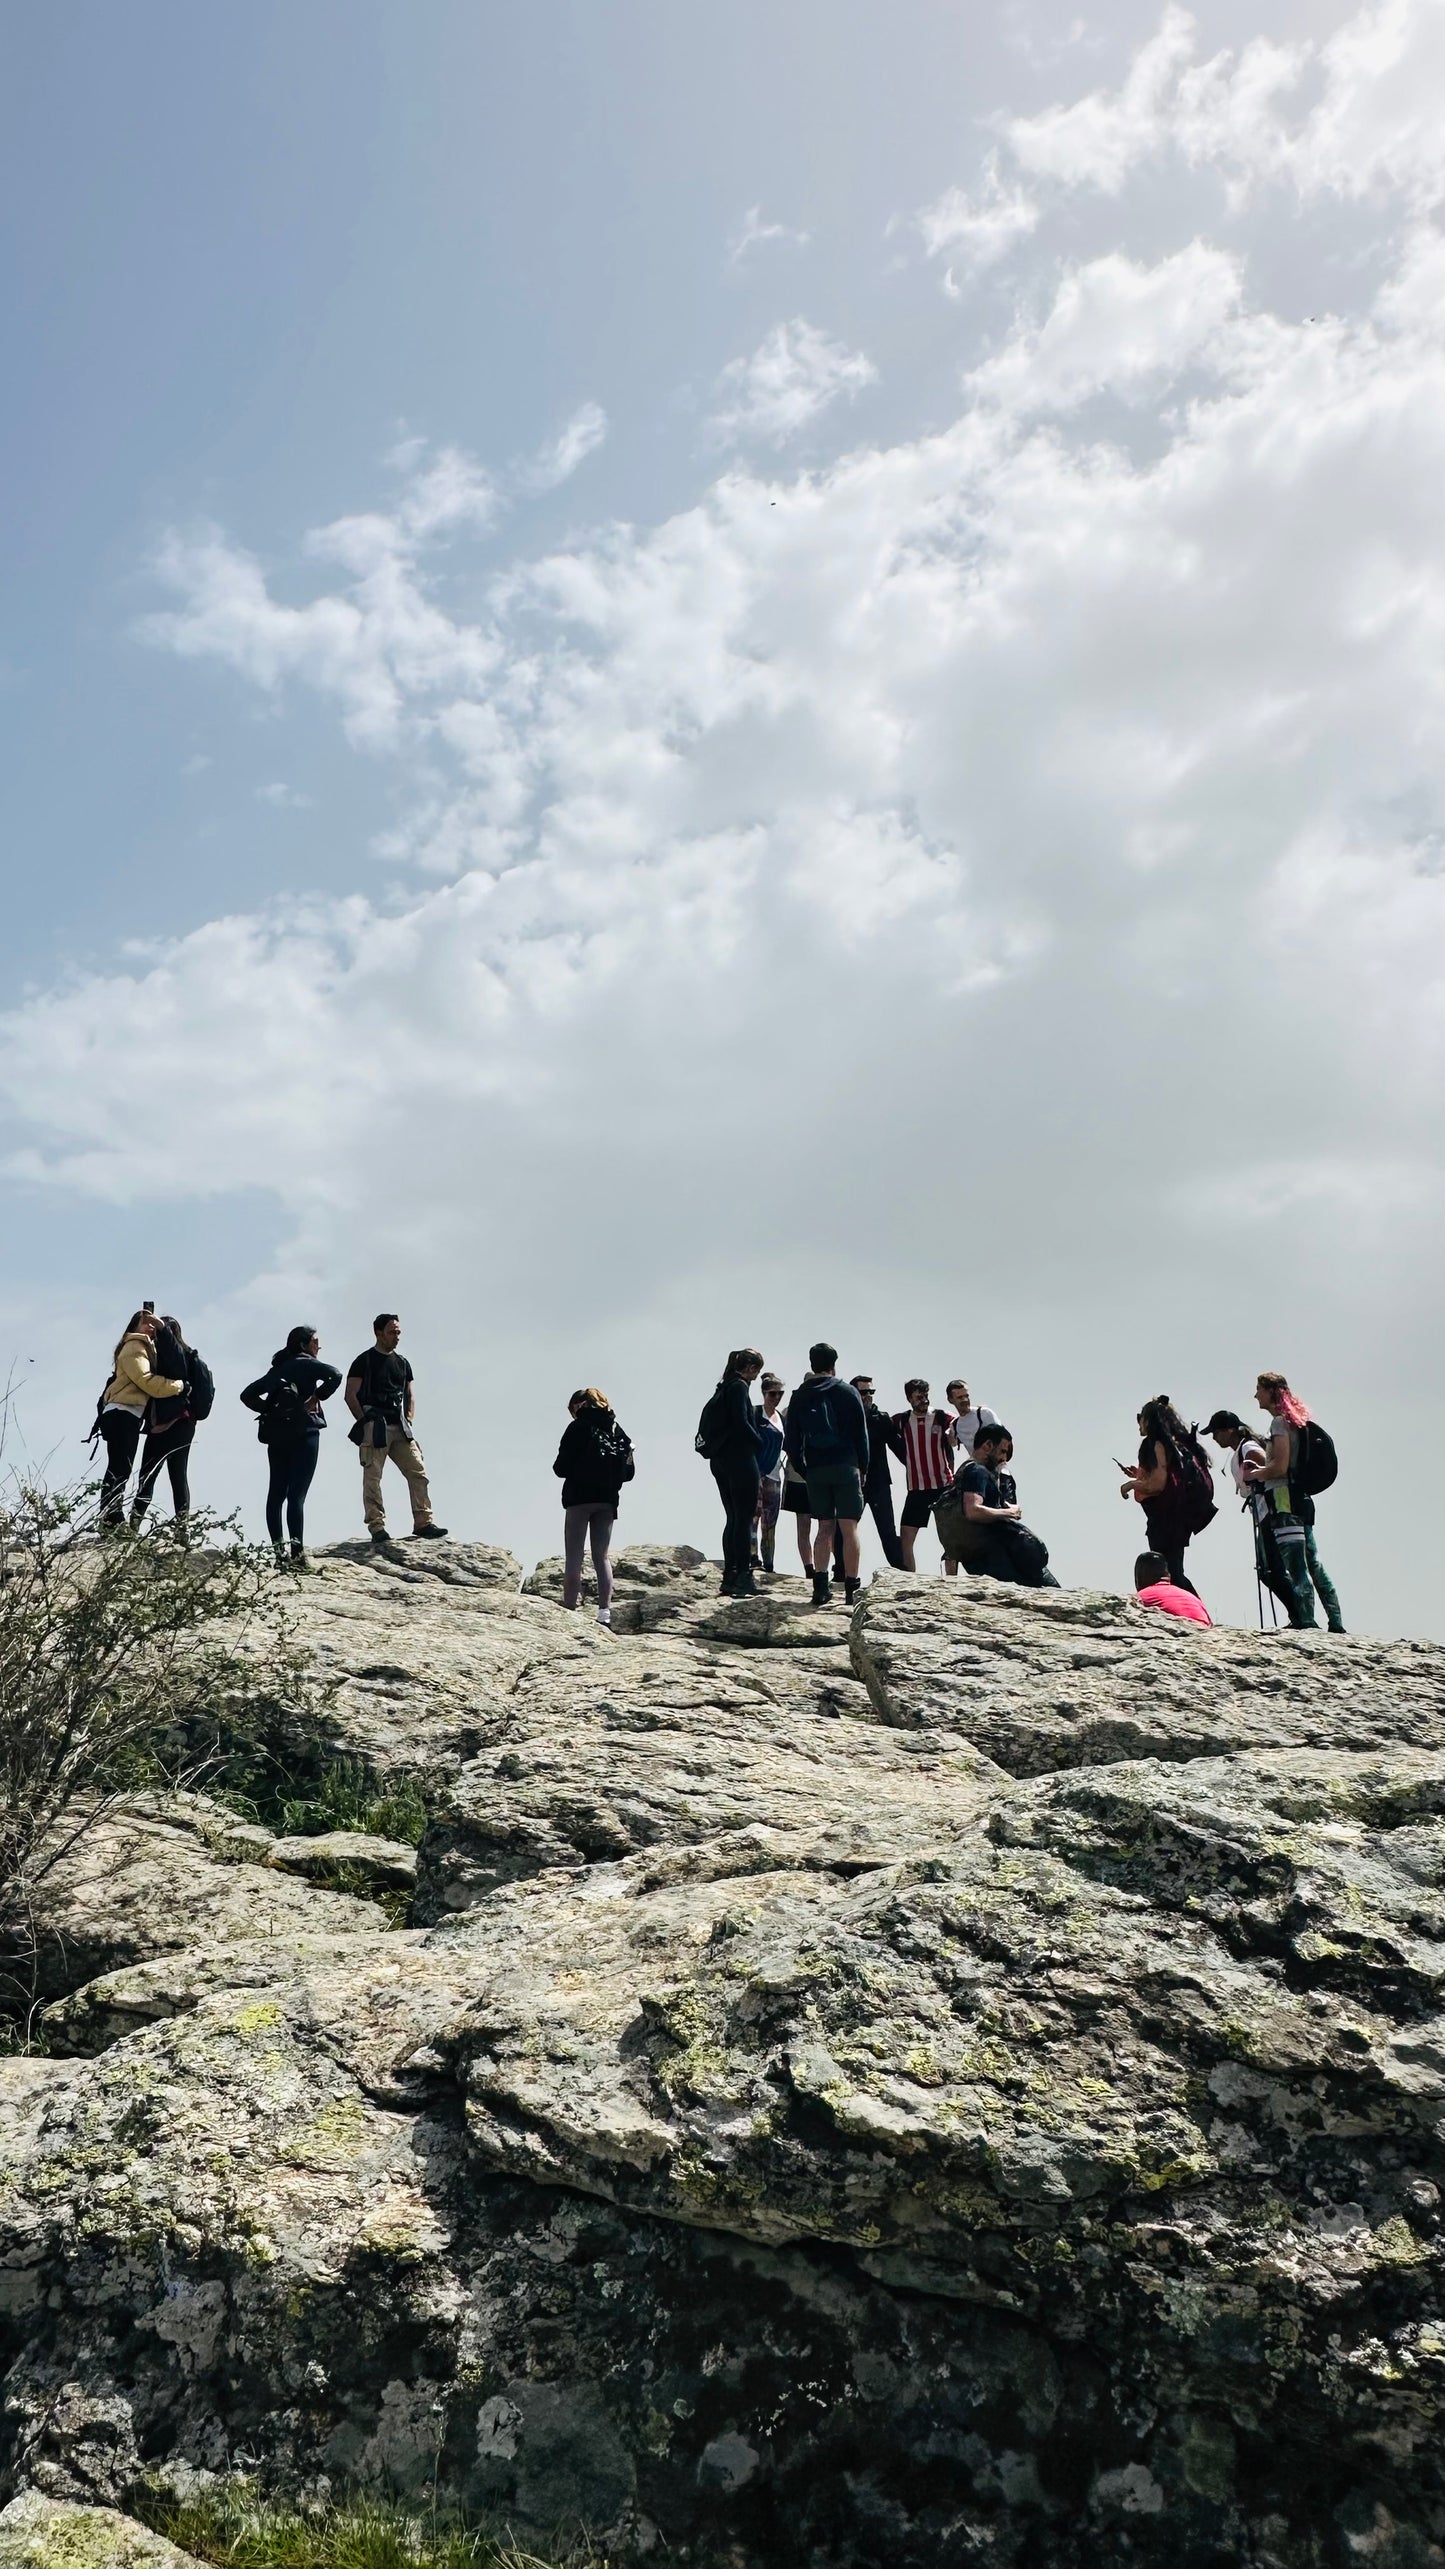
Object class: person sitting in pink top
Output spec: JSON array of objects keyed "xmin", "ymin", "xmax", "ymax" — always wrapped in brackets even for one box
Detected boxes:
[{"xmin": 1134, "ymin": 1549, "xmax": 1213, "ymax": 1626}]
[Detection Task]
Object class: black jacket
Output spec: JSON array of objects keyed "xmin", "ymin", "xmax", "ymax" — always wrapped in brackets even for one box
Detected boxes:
[
  {"xmin": 711, "ymin": 1375, "xmax": 768, "ymax": 1464},
  {"xmin": 554, "ymin": 1411, "xmax": 635, "ymax": 1508},
  {"xmin": 858, "ymin": 1399, "xmax": 896, "ymax": 1498},
  {"xmin": 241, "ymin": 1355, "xmax": 344, "ymax": 1443}
]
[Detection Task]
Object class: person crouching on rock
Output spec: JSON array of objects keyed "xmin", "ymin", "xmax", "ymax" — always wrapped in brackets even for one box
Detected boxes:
[
  {"xmin": 344, "ymin": 1313, "xmax": 448, "ymax": 1548},
  {"xmin": 955, "ymin": 1423, "xmax": 1059, "ymax": 1587},
  {"xmin": 554, "ymin": 1387, "xmax": 634, "ymax": 1628},
  {"xmin": 95, "ymin": 1310, "xmax": 185, "ymax": 1533},
  {"xmin": 241, "ymin": 1325, "xmax": 344, "ymax": 1567}
]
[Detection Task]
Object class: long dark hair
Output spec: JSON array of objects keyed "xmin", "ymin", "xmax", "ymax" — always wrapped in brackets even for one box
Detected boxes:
[
  {"xmin": 113, "ymin": 1310, "xmax": 153, "ymax": 1365},
  {"xmin": 1138, "ymin": 1394, "xmax": 1190, "ymax": 1462},
  {"xmin": 273, "ymin": 1324, "xmax": 317, "ymax": 1366}
]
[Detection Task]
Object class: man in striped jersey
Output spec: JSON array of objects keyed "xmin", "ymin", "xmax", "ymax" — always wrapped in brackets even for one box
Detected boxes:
[{"xmin": 890, "ymin": 1377, "xmax": 958, "ymax": 1571}]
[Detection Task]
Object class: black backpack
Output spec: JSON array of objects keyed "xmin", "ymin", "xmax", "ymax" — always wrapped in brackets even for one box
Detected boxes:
[
  {"xmin": 185, "ymin": 1349, "xmax": 216, "ymax": 1421},
  {"xmin": 1295, "ymin": 1420, "xmax": 1338, "ymax": 1495},
  {"xmin": 695, "ymin": 1386, "xmax": 730, "ymax": 1460},
  {"xmin": 254, "ymin": 1368, "xmax": 313, "ymax": 1447},
  {"xmin": 1167, "ymin": 1431, "xmax": 1218, "ymax": 1536}
]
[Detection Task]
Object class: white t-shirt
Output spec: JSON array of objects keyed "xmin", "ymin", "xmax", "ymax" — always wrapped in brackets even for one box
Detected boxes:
[
  {"xmin": 949, "ymin": 1404, "xmax": 998, "ymax": 1467},
  {"xmin": 1230, "ymin": 1437, "xmax": 1268, "ymax": 1516}
]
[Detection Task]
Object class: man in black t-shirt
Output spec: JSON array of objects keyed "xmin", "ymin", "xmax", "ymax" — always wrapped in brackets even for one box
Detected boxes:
[
  {"xmin": 955, "ymin": 1423, "xmax": 1057, "ymax": 1587},
  {"xmin": 344, "ymin": 1312, "xmax": 448, "ymax": 1545}
]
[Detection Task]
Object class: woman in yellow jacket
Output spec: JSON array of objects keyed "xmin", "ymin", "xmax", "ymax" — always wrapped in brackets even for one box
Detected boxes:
[{"xmin": 98, "ymin": 1312, "xmax": 185, "ymax": 1530}]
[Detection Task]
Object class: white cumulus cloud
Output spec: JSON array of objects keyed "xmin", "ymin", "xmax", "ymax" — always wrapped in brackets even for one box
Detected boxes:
[{"xmin": 708, "ymin": 318, "xmax": 878, "ymax": 446}]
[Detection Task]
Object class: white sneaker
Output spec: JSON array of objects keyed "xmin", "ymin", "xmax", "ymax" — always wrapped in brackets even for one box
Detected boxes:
[{"xmin": 596, "ymin": 1606, "xmax": 612, "ymax": 1628}]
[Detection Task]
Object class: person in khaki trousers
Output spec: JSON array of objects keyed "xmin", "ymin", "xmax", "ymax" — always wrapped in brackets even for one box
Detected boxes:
[{"xmin": 344, "ymin": 1312, "xmax": 449, "ymax": 1546}]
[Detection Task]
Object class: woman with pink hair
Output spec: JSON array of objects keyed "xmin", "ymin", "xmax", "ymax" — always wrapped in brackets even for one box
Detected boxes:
[{"xmin": 1247, "ymin": 1371, "xmax": 1345, "ymax": 1631}]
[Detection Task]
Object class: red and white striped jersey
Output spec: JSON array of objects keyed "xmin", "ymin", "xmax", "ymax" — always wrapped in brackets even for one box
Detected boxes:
[{"xmin": 893, "ymin": 1409, "xmax": 954, "ymax": 1492}]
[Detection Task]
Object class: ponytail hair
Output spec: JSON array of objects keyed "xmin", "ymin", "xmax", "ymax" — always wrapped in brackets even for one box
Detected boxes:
[
  {"xmin": 273, "ymin": 1324, "xmax": 318, "ymax": 1366},
  {"xmin": 1258, "ymin": 1370, "xmax": 1310, "ymax": 1427},
  {"xmin": 724, "ymin": 1347, "xmax": 763, "ymax": 1379}
]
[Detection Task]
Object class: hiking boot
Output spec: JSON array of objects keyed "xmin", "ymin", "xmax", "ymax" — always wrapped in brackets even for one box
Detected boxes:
[
  {"xmin": 844, "ymin": 1576, "xmax": 861, "ymax": 1607},
  {"xmin": 719, "ymin": 1576, "xmax": 736, "ymax": 1597},
  {"xmin": 370, "ymin": 1529, "xmax": 390, "ymax": 1548},
  {"xmin": 810, "ymin": 1570, "xmax": 831, "ymax": 1608},
  {"xmin": 410, "ymin": 1524, "xmax": 449, "ymax": 1540},
  {"xmin": 734, "ymin": 1574, "xmax": 761, "ymax": 1598}
]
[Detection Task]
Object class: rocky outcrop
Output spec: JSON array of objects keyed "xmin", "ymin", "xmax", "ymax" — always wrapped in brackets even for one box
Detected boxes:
[
  {"xmin": 20, "ymin": 1795, "xmax": 386, "ymax": 2004},
  {"xmin": 0, "ymin": 2490, "xmax": 205, "ymax": 2566},
  {"xmin": 854, "ymin": 1574, "xmax": 1445, "ymax": 1769},
  {"xmin": 5, "ymin": 1560, "xmax": 1445, "ymax": 2566}
]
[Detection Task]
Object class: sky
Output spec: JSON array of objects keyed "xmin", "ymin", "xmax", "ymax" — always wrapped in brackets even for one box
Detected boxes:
[{"xmin": 0, "ymin": 0, "xmax": 1441, "ymax": 1633}]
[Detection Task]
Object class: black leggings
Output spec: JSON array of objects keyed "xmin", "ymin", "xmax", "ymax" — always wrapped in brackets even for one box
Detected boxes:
[
  {"xmin": 99, "ymin": 1410, "xmax": 143, "ymax": 1525},
  {"xmin": 133, "ymin": 1419, "xmax": 194, "ymax": 1523},
  {"xmin": 266, "ymin": 1433, "xmax": 320, "ymax": 1551},
  {"xmin": 1145, "ymin": 1515, "xmax": 1198, "ymax": 1597},
  {"xmin": 712, "ymin": 1454, "xmax": 761, "ymax": 1587}
]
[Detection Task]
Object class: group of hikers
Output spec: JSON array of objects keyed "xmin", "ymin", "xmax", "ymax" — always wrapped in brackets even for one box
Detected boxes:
[
  {"xmin": 693, "ymin": 1346, "xmax": 1344, "ymax": 1631},
  {"xmin": 93, "ymin": 1307, "xmax": 449, "ymax": 1562},
  {"xmin": 89, "ymin": 1308, "xmax": 1345, "ymax": 1634}
]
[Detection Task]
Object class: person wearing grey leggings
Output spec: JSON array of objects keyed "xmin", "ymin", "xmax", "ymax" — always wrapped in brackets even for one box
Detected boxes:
[{"xmin": 552, "ymin": 1387, "xmax": 635, "ymax": 1627}]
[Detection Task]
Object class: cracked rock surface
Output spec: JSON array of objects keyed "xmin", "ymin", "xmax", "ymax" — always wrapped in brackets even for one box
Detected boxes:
[{"xmin": 4, "ymin": 1556, "xmax": 1445, "ymax": 2566}]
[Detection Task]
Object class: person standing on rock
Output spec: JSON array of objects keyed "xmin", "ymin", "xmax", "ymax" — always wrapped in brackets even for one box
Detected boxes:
[
  {"xmin": 942, "ymin": 1376, "xmax": 997, "ymax": 1577},
  {"xmin": 344, "ymin": 1314, "xmax": 448, "ymax": 1547},
  {"xmin": 241, "ymin": 1326, "xmax": 344, "ymax": 1567},
  {"xmin": 752, "ymin": 1374, "xmax": 786, "ymax": 1576},
  {"xmin": 1119, "ymin": 1396, "xmax": 1214, "ymax": 1597},
  {"xmin": 850, "ymin": 1374, "xmax": 906, "ymax": 1571},
  {"xmin": 785, "ymin": 1343, "xmax": 869, "ymax": 1610},
  {"xmin": 554, "ymin": 1387, "xmax": 634, "ymax": 1627},
  {"xmin": 130, "ymin": 1314, "xmax": 215, "ymax": 1541},
  {"xmin": 777, "ymin": 1398, "xmax": 818, "ymax": 1576},
  {"xmin": 1245, "ymin": 1372, "xmax": 1345, "ymax": 1633},
  {"xmin": 1205, "ymin": 1409, "xmax": 1282, "ymax": 1620},
  {"xmin": 890, "ymin": 1378, "xmax": 958, "ymax": 1572},
  {"xmin": 92, "ymin": 1309, "xmax": 185, "ymax": 1532},
  {"xmin": 699, "ymin": 1348, "xmax": 768, "ymax": 1597}
]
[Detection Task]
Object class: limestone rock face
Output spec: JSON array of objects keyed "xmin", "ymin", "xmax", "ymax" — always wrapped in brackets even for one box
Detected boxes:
[{"xmin": 5, "ymin": 1563, "xmax": 1445, "ymax": 2567}]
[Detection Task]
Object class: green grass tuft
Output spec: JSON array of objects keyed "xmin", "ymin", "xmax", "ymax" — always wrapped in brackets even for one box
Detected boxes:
[{"xmin": 141, "ymin": 2482, "xmax": 595, "ymax": 2568}]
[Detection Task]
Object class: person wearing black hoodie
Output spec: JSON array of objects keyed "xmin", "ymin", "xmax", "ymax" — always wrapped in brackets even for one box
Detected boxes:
[
  {"xmin": 707, "ymin": 1348, "xmax": 768, "ymax": 1598},
  {"xmin": 240, "ymin": 1326, "xmax": 344, "ymax": 1566},
  {"xmin": 784, "ymin": 1342, "xmax": 870, "ymax": 1609},
  {"xmin": 553, "ymin": 1387, "xmax": 635, "ymax": 1627}
]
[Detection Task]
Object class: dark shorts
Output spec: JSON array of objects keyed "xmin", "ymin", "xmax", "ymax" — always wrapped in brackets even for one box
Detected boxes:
[
  {"xmin": 902, "ymin": 1486, "xmax": 947, "ymax": 1530},
  {"xmin": 806, "ymin": 1461, "xmax": 864, "ymax": 1523},
  {"xmin": 780, "ymin": 1479, "xmax": 811, "ymax": 1516}
]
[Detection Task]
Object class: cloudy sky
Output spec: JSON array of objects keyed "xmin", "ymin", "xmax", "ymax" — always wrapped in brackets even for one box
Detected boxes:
[{"xmin": 1, "ymin": 0, "xmax": 1441, "ymax": 1632}]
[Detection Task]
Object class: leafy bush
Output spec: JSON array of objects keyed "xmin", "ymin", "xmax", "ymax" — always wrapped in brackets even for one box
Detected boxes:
[{"xmin": 0, "ymin": 1475, "xmax": 319, "ymax": 2023}]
